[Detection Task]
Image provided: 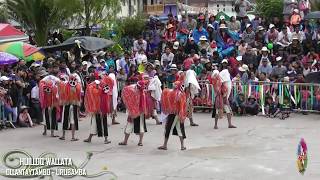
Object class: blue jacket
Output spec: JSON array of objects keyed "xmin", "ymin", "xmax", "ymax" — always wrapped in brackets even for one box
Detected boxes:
[{"xmin": 192, "ymin": 28, "xmax": 209, "ymax": 44}]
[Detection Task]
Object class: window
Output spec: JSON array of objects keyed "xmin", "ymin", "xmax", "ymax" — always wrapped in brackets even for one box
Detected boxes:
[
  {"xmin": 151, "ymin": 0, "xmax": 154, "ymax": 5},
  {"xmin": 217, "ymin": 4, "xmax": 219, "ymax": 7},
  {"xmin": 232, "ymin": 8, "xmax": 234, "ymax": 12},
  {"xmin": 223, "ymin": 4, "xmax": 225, "ymax": 7},
  {"xmin": 223, "ymin": 8, "xmax": 225, "ymax": 11}
]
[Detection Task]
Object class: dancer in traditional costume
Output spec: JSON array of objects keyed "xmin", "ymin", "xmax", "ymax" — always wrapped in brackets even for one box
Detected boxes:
[
  {"xmin": 184, "ymin": 69, "xmax": 201, "ymax": 126},
  {"xmin": 108, "ymin": 70, "xmax": 120, "ymax": 125},
  {"xmin": 211, "ymin": 70, "xmax": 236, "ymax": 129},
  {"xmin": 158, "ymin": 79, "xmax": 187, "ymax": 150},
  {"xmin": 84, "ymin": 75, "xmax": 114, "ymax": 144},
  {"xmin": 146, "ymin": 71, "xmax": 162, "ymax": 125},
  {"xmin": 119, "ymin": 77, "xmax": 149, "ymax": 146},
  {"xmin": 39, "ymin": 74, "xmax": 61, "ymax": 137},
  {"xmin": 59, "ymin": 73, "xmax": 82, "ymax": 141}
]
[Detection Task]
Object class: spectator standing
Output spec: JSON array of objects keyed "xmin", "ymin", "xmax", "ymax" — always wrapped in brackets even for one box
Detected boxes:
[
  {"xmin": 186, "ymin": 14, "xmax": 197, "ymax": 31},
  {"xmin": 235, "ymin": 0, "xmax": 253, "ymax": 21},
  {"xmin": 283, "ymin": 0, "xmax": 298, "ymax": 20}
]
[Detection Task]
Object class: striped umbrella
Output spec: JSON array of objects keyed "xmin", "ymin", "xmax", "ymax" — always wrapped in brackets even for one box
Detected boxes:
[
  {"xmin": 0, "ymin": 52, "xmax": 18, "ymax": 65},
  {"xmin": 0, "ymin": 41, "xmax": 45, "ymax": 61}
]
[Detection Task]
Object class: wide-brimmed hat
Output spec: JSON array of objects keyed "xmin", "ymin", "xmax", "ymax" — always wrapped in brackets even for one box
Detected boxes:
[
  {"xmin": 221, "ymin": 59, "xmax": 228, "ymax": 64},
  {"xmin": 294, "ymin": 9, "xmax": 299, "ymax": 13},
  {"xmin": 199, "ymin": 35, "xmax": 208, "ymax": 41},
  {"xmin": 276, "ymin": 56, "xmax": 283, "ymax": 62},
  {"xmin": 173, "ymin": 41, "xmax": 180, "ymax": 49},
  {"xmin": 170, "ymin": 64, "xmax": 178, "ymax": 70},
  {"xmin": 269, "ymin": 24, "xmax": 275, "ymax": 29},
  {"xmin": 167, "ymin": 24, "xmax": 174, "ymax": 29},
  {"xmin": 219, "ymin": 24, "xmax": 228, "ymax": 29},
  {"xmin": 207, "ymin": 24, "xmax": 214, "ymax": 29},
  {"xmin": 82, "ymin": 61, "xmax": 88, "ymax": 65},
  {"xmin": 220, "ymin": 15, "xmax": 225, "ymax": 20},
  {"xmin": 261, "ymin": 46, "xmax": 269, "ymax": 52},
  {"xmin": 20, "ymin": 105, "xmax": 29, "ymax": 111},
  {"xmin": 236, "ymin": 56, "xmax": 242, "ymax": 61},
  {"xmin": 0, "ymin": 76, "xmax": 10, "ymax": 81},
  {"xmin": 246, "ymin": 24, "xmax": 252, "ymax": 29},
  {"xmin": 154, "ymin": 60, "xmax": 160, "ymax": 66},
  {"xmin": 238, "ymin": 64, "xmax": 249, "ymax": 72},
  {"xmin": 257, "ymin": 26, "xmax": 265, "ymax": 31},
  {"xmin": 97, "ymin": 50, "xmax": 106, "ymax": 57},
  {"xmin": 283, "ymin": 76, "xmax": 290, "ymax": 82},
  {"xmin": 37, "ymin": 70, "xmax": 49, "ymax": 77}
]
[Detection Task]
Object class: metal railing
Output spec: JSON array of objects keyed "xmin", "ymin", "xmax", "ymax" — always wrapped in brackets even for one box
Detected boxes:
[{"xmin": 193, "ymin": 80, "xmax": 320, "ymax": 113}]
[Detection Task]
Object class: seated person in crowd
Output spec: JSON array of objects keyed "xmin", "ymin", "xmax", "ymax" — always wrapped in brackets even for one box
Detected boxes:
[
  {"xmin": 244, "ymin": 96, "xmax": 260, "ymax": 115},
  {"xmin": 232, "ymin": 93, "xmax": 245, "ymax": 115},
  {"xmin": 18, "ymin": 106, "xmax": 33, "ymax": 127}
]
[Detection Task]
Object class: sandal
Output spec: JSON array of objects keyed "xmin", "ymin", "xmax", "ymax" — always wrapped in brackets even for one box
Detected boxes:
[
  {"xmin": 71, "ymin": 138, "xmax": 79, "ymax": 141},
  {"xmin": 190, "ymin": 123, "xmax": 199, "ymax": 126},
  {"xmin": 51, "ymin": 135, "xmax": 59, "ymax": 138},
  {"xmin": 118, "ymin": 142, "xmax": 127, "ymax": 146},
  {"xmin": 112, "ymin": 122, "xmax": 120, "ymax": 125},
  {"xmin": 137, "ymin": 143, "xmax": 143, "ymax": 146},
  {"xmin": 104, "ymin": 140, "xmax": 111, "ymax": 144},
  {"xmin": 83, "ymin": 139, "xmax": 91, "ymax": 143},
  {"xmin": 157, "ymin": 146, "xmax": 167, "ymax": 150},
  {"xmin": 42, "ymin": 132, "xmax": 47, "ymax": 136},
  {"xmin": 59, "ymin": 137, "xmax": 65, "ymax": 140},
  {"xmin": 228, "ymin": 125, "xmax": 237, "ymax": 128},
  {"xmin": 181, "ymin": 147, "xmax": 187, "ymax": 151}
]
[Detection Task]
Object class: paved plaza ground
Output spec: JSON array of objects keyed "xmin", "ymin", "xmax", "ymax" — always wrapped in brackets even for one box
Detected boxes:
[{"xmin": 0, "ymin": 112, "xmax": 320, "ymax": 180}]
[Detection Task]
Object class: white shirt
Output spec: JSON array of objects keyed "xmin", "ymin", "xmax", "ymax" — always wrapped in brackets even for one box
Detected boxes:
[
  {"xmin": 161, "ymin": 53, "xmax": 174, "ymax": 66},
  {"xmin": 31, "ymin": 85, "xmax": 39, "ymax": 100},
  {"xmin": 133, "ymin": 40, "xmax": 147, "ymax": 52}
]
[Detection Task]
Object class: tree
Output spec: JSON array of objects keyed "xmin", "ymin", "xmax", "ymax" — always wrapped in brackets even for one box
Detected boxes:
[
  {"xmin": 255, "ymin": 0, "xmax": 283, "ymax": 21},
  {"xmin": 0, "ymin": 2, "xmax": 8, "ymax": 23},
  {"xmin": 310, "ymin": 0, "xmax": 320, "ymax": 11},
  {"xmin": 76, "ymin": 0, "xmax": 121, "ymax": 35},
  {"xmin": 5, "ymin": 0, "xmax": 80, "ymax": 46}
]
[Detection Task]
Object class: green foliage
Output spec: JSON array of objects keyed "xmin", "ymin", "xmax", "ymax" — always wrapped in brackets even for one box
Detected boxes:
[
  {"xmin": 5, "ymin": 0, "xmax": 81, "ymax": 46},
  {"xmin": 76, "ymin": 0, "xmax": 121, "ymax": 35},
  {"xmin": 0, "ymin": 3, "xmax": 8, "ymax": 23},
  {"xmin": 310, "ymin": 0, "xmax": 320, "ymax": 11},
  {"xmin": 255, "ymin": 0, "xmax": 284, "ymax": 20},
  {"xmin": 61, "ymin": 29, "xmax": 76, "ymax": 40},
  {"xmin": 118, "ymin": 14, "xmax": 146, "ymax": 38}
]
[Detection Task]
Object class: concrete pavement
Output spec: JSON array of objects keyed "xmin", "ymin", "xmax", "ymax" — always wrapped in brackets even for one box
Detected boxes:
[{"xmin": 0, "ymin": 112, "xmax": 320, "ymax": 180}]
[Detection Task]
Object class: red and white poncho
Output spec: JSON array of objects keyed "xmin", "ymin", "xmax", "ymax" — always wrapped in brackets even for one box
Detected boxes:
[
  {"xmin": 161, "ymin": 80, "xmax": 187, "ymax": 122},
  {"xmin": 39, "ymin": 75, "xmax": 60, "ymax": 109},
  {"xmin": 122, "ymin": 80, "xmax": 150, "ymax": 119}
]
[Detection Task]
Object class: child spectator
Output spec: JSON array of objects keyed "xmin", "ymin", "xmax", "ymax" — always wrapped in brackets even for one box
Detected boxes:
[
  {"xmin": 232, "ymin": 93, "xmax": 245, "ymax": 115},
  {"xmin": 18, "ymin": 106, "xmax": 33, "ymax": 127},
  {"xmin": 244, "ymin": 95, "xmax": 260, "ymax": 115}
]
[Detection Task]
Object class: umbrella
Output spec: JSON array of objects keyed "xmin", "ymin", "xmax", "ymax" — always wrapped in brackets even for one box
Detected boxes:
[
  {"xmin": 305, "ymin": 72, "xmax": 320, "ymax": 83},
  {"xmin": 63, "ymin": 36, "xmax": 115, "ymax": 51},
  {"xmin": 0, "ymin": 41, "xmax": 45, "ymax": 61},
  {"xmin": 0, "ymin": 52, "xmax": 18, "ymax": 65},
  {"xmin": 304, "ymin": 11, "xmax": 320, "ymax": 19}
]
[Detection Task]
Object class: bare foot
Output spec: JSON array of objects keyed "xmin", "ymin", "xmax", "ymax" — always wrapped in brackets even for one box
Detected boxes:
[
  {"xmin": 214, "ymin": 125, "xmax": 218, "ymax": 129},
  {"xmin": 228, "ymin": 125, "xmax": 237, "ymax": 128}
]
